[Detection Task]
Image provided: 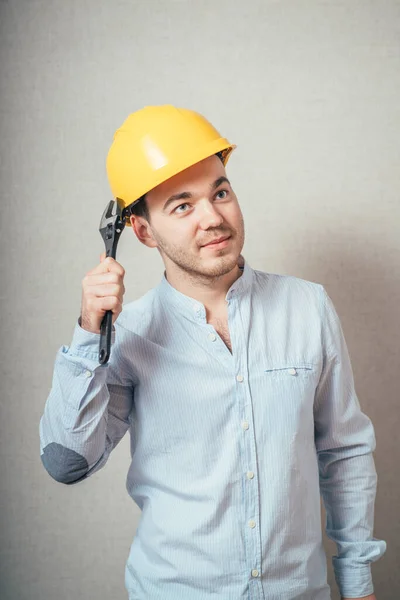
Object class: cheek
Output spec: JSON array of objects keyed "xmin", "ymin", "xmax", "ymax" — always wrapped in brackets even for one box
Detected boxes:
[
  {"xmin": 162, "ymin": 222, "xmax": 197, "ymax": 246},
  {"xmin": 228, "ymin": 202, "xmax": 244, "ymax": 229}
]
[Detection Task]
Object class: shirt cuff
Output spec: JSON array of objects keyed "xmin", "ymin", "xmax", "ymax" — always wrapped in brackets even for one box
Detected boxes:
[
  {"xmin": 67, "ymin": 319, "xmax": 116, "ymax": 362},
  {"xmin": 333, "ymin": 561, "xmax": 374, "ymax": 598}
]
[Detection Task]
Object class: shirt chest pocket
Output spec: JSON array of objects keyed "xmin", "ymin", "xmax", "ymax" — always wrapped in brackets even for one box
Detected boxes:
[
  {"xmin": 262, "ymin": 362, "xmax": 319, "ymax": 406},
  {"xmin": 264, "ymin": 363, "xmax": 315, "ymax": 379},
  {"xmin": 261, "ymin": 363, "xmax": 320, "ymax": 438}
]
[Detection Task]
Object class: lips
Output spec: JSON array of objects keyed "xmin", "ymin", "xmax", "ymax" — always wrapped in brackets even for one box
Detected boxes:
[{"xmin": 202, "ymin": 235, "xmax": 231, "ymax": 247}]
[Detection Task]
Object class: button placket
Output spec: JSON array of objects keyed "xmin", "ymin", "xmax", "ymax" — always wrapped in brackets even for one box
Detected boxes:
[
  {"xmin": 232, "ymin": 341, "xmax": 262, "ymax": 590},
  {"xmin": 248, "ymin": 519, "xmax": 256, "ymax": 529},
  {"xmin": 227, "ymin": 291, "xmax": 262, "ymax": 589}
]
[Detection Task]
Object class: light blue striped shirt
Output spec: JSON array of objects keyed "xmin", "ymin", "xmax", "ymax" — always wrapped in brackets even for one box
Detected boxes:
[{"xmin": 39, "ymin": 257, "xmax": 386, "ymax": 600}]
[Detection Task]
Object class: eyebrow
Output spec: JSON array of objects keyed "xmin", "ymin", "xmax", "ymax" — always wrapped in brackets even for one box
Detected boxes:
[{"xmin": 162, "ymin": 176, "xmax": 231, "ymax": 212}]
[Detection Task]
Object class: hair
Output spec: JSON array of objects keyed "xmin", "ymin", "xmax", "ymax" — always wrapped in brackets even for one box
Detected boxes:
[
  {"xmin": 124, "ymin": 151, "xmax": 226, "ymax": 224},
  {"xmin": 123, "ymin": 193, "xmax": 150, "ymax": 223}
]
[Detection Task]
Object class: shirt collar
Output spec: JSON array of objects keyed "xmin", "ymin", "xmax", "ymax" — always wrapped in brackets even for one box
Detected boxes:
[{"xmin": 157, "ymin": 254, "xmax": 253, "ymax": 323}]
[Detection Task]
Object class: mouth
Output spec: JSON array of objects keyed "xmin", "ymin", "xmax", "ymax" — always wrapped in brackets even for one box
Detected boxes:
[{"xmin": 201, "ymin": 235, "xmax": 231, "ymax": 249}]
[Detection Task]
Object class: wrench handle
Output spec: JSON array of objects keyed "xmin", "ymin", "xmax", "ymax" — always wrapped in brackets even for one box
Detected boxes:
[
  {"xmin": 99, "ymin": 309, "xmax": 113, "ymax": 364},
  {"xmin": 98, "ymin": 243, "xmax": 116, "ymax": 364}
]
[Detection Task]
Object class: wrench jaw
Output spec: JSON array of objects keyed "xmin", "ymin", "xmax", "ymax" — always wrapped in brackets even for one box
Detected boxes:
[{"xmin": 99, "ymin": 200, "xmax": 126, "ymax": 258}]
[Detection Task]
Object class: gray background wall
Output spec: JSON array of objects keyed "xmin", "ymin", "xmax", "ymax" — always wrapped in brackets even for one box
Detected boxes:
[{"xmin": 0, "ymin": 1, "xmax": 399, "ymax": 598}]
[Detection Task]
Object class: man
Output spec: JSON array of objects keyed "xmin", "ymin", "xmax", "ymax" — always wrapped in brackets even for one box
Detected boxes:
[{"xmin": 40, "ymin": 105, "xmax": 386, "ymax": 600}]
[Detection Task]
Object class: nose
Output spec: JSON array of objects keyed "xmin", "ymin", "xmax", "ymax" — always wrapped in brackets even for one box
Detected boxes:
[{"xmin": 197, "ymin": 199, "xmax": 224, "ymax": 230}]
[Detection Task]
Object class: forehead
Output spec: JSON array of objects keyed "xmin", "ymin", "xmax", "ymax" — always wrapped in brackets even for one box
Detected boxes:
[{"xmin": 147, "ymin": 155, "xmax": 226, "ymax": 203}]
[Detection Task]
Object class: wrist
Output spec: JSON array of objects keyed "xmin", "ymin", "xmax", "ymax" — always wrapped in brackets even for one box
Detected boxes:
[{"xmin": 79, "ymin": 314, "xmax": 100, "ymax": 334}]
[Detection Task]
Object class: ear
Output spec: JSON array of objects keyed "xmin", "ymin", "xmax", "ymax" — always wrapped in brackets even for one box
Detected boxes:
[{"xmin": 129, "ymin": 215, "xmax": 158, "ymax": 248}]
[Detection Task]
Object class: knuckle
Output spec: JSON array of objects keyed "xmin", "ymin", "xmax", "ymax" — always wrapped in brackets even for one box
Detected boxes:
[
  {"xmin": 112, "ymin": 261, "xmax": 125, "ymax": 276},
  {"xmin": 101, "ymin": 297, "xmax": 111, "ymax": 310}
]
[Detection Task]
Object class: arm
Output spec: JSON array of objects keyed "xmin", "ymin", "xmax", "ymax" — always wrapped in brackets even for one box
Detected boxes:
[
  {"xmin": 39, "ymin": 320, "xmax": 134, "ymax": 484},
  {"xmin": 313, "ymin": 287, "xmax": 386, "ymax": 599}
]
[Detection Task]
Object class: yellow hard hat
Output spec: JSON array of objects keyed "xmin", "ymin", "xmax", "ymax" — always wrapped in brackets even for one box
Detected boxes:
[{"xmin": 106, "ymin": 105, "xmax": 236, "ymax": 225}]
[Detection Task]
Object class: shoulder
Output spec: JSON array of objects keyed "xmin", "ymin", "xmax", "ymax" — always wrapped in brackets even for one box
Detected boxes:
[
  {"xmin": 252, "ymin": 267, "xmax": 325, "ymax": 304},
  {"xmin": 113, "ymin": 287, "xmax": 159, "ymax": 335}
]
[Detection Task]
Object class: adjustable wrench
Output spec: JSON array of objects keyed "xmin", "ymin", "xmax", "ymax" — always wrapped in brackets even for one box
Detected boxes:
[{"xmin": 98, "ymin": 200, "xmax": 126, "ymax": 364}]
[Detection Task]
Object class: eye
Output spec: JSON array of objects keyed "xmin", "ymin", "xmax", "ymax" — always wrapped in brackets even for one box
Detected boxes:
[
  {"xmin": 215, "ymin": 189, "xmax": 229, "ymax": 199},
  {"xmin": 174, "ymin": 202, "xmax": 190, "ymax": 214}
]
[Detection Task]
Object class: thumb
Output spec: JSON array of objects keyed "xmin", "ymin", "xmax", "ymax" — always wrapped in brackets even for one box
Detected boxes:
[{"xmin": 100, "ymin": 251, "xmax": 106, "ymax": 262}]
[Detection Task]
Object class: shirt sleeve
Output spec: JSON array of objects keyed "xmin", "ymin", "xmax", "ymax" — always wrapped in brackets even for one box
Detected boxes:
[
  {"xmin": 39, "ymin": 319, "xmax": 134, "ymax": 484},
  {"xmin": 314, "ymin": 286, "xmax": 387, "ymax": 598}
]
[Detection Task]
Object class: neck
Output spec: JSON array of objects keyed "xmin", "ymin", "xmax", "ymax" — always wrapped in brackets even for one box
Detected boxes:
[{"xmin": 164, "ymin": 257, "xmax": 244, "ymax": 312}]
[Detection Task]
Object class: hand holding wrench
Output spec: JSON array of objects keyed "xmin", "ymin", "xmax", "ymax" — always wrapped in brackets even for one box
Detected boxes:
[{"xmin": 98, "ymin": 200, "xmax": 126, "ymax": 364}]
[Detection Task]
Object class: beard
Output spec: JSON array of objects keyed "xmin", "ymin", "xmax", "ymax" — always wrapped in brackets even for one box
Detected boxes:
[{"xmin": 150, "ymin": 216, "xmax": 245, "ymax": 285}]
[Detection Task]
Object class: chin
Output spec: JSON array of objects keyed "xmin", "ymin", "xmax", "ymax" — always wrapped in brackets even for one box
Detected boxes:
[{"xmin": 201, "ymin": 254, "xmax": 239, "ymax": 276}]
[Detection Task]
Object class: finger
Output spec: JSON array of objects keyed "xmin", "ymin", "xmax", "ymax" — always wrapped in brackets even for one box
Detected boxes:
[
  {"xmin": 83, "ymin": 271, "xmax": 123, "ymax": 287},
  {"xmin": 84, "ymin": 295, "xmax": 122, "ymax": 315},
  {"xmin": 86, "ymin": 257, "xmax": 125, "ymax": 277},
  {"xmin": 85, "ymin": 283, "xmax": 124, "ymax": 299},
  {"xmin": 99, "ymin": 296, "xmax": 122, "ymax": 314}
]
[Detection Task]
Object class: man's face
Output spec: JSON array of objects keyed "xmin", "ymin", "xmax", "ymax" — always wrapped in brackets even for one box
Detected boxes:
[{"xmin": 132, "ymin": 154, "xmax": 245, "ymax": 281}]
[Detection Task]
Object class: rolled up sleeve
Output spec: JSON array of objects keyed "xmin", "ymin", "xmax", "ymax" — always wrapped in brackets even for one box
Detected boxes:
[{"xmin": 39, "ymin": 320, "xmax": 134, "ymax": 484}]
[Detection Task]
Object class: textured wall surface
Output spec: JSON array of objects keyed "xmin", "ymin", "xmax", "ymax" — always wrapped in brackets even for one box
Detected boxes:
[{"xmin": 0, "ymin": 1, "xmax": 399, "ymax": 598}]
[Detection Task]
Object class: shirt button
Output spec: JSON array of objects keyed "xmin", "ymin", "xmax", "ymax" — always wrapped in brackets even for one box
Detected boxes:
[
  {"xmin": 208, "ymin": 333, "xmax": 217, "ymax": 342},
  {"xmin": 236, "ymin": 374, "xmax": 244, "ymax": 382},
  {"xmin": 248, "ymin": 519, "xmax": 256, "ymax": 528},
  {"xmin": 242, "ymin": 420, "xmax": 249, "ymax": 431},
  {"xmin": 246, "ymin": 471, "xmax": 254, "ymax": 479},
  {"xmin": 288, "ymin": 368, "xmax": 297, "ymax": 375},
  {"xmin": 251, "ymin": 569, "xmax": 259, "ymax": 578},
  {"xmin": 84, "ymin": 370, "xmax": 92, "ymax": 378}
]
